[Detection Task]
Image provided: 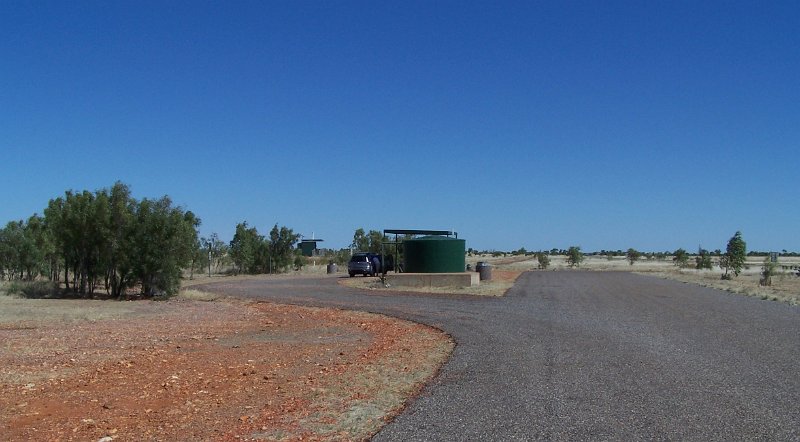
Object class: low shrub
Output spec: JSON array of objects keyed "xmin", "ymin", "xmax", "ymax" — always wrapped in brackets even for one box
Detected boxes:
[
  {"xmin": 4, "ymin": 280, "xmax": 59, "ymax": 299},
  {"xmin": 760, "ymin": 258, "xmax": 777, "ymax": 286}
]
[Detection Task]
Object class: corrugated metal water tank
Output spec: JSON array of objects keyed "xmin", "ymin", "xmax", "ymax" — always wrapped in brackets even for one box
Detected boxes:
[{"xmin": 403, "ymin": 236, "xmax": 466, "ymax": 273}]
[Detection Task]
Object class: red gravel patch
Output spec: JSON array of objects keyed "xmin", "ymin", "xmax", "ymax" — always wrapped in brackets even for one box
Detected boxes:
[{"xmin": 0, "ymin": 297, "xmax": 453, "ymax": 441}]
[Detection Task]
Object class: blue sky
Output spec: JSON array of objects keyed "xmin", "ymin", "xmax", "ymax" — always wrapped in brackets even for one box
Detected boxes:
[{"xmin": 1, "ymin": 1, "xmax": 797, "ymax": 252}]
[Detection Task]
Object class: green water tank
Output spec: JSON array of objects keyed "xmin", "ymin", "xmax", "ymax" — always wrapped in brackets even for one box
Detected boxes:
[{"xmin": 403, "ymin": 236, "xmax": 466, "ymax": 273}]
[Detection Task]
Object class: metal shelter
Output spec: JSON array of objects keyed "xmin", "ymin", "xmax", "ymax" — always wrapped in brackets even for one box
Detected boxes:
[{"xmin": 298, "ymin": 239, "xmax": 324, "ymax": 257}]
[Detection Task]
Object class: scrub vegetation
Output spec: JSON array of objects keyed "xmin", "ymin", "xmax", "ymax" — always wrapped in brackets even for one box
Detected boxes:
[
  {"xmin": 0, "ymin": 182, "xmax": 302, "ymax": 298},
  {"xmin": 0, "ymin": 182, "xmax": 198, "ymax": 297}
]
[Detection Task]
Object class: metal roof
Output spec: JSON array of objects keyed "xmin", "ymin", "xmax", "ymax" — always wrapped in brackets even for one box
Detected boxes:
[{"xmin": 383, "ymin": 229, "xmax": 456, "ymax": 237}]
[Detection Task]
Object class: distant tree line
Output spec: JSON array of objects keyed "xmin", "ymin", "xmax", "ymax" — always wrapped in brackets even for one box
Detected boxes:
[
  {"xmin": 0, "ymin": 183, "xmax": 310, "ymax": 293},
  {"xmin": 467, "ymin": 235, "xmax": 795, "ymax": 265},
  {"xmin": 0, "ymin": 182, "xmax": 198, "ymax": 297}
]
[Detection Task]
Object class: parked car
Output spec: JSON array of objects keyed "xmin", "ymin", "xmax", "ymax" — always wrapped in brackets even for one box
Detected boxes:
[
  {"xmin": 348, "ymin": 253, "xmax": 377, "ymax": 277},
  {"xmin": 347, "ymin": 253, "xmax": 396, "ymax": 277}
]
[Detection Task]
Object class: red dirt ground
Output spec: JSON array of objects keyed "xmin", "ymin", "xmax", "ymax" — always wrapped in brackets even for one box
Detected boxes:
[{"xmin": 0, "ymin": 297, "xmax": 453, "ymax": 441}]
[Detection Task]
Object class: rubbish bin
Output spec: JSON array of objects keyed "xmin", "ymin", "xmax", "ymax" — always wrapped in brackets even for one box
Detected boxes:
[
  {"xmin": 475, "ymin": 261, "xmax": 492, "ymax": 281},
  {"xmin": 326, "ymin": 262, "xmax": 337, "ymax": 274}
]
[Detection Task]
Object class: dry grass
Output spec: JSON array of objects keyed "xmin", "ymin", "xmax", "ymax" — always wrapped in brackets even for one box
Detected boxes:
[
  {"xmin": 339, "ymin": 270, "xmax": 522, "ymax": 297},
  {"xmin": 640, "ymin": 268, "xmax": 800, "ymax": 305},
  {"xmin": 181, "ymin": 264, "xmax": 336, "ymax": 289},
  {"xmin": 176, "ymin": 288, "xmax": 221, "ymax": 301}
]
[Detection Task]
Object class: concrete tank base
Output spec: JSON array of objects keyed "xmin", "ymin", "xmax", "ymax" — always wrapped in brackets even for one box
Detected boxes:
[{"xmin": 385, "ymin": 272, "xmax": 479, "ymax": 289}]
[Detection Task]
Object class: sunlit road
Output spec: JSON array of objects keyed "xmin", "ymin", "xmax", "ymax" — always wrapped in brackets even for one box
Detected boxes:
[{"xmin": 201, "ymin": 272, "xmax": 800, "ymax": 440}]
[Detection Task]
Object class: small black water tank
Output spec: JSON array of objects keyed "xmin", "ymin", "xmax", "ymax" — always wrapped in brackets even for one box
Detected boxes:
[{"xmin": 475, "ymin": 261, "xmax": 492, "ymax": 281}]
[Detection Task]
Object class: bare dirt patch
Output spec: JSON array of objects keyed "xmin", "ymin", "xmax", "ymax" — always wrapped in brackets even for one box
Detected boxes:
[{"xmin": 0, "ymin": 294, "xmax": 453, "ymax": 441}]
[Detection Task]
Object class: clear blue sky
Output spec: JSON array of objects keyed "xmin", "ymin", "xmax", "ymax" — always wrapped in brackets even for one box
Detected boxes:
[{"xmin": 1, "ymin": 1, "xmax": 797, "ymax": 252}]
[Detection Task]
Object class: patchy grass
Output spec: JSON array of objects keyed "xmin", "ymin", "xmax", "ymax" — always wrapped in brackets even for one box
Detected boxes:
[
  {"xmin": 176, "ymin": 288, "xmax": 221, "ymax": 302},
  {"xmin": 339, "ymin": 270, "xmax": 522, "ymax": 297},
  {"xmin": 641, "ymin": 269, "xmax": 800, "ymax": 306}
]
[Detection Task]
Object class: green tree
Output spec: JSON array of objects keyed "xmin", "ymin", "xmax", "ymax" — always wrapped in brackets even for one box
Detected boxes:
[
  {"xmin": 0, "ymin": 220, "xmax": 38, "ymax": 280},
  {"xmin": 130, "ymin": 197, "xmax": 199, "ymax": 296},
  {"xmin": 201, "ymin": 233, "xmax": 228, "ymax": 276},
  {"xmin": 351, "ymin": 228, "xmax": 369, "ymax": 252},
  {"xmin": 43, "ymin": 197, "xmax": 67, "ymax": 284},
  {"xmin": 267, "ymin": 224, "xmax": 300, "ymax": 273},
  {"xmin": 350, "ymin": 228, "xmax": 385, "ymax": 254},
  {"xmin": 536, "ymin": 252, "xmax": 550, "ymax": 270},
  {"xmin": 760, "ymin": 256, "xmax": 776, "ymax": 286},
  {"xmin": 350, "ymin": 228, "xmax": 384, "ymax": 253},
  {"xmin": 100, "ymin": 182, "xmax": 137, "ymax": 298},
  {"xmin": 11, "ymin": 182, "xmax": 199, "ymax": 298},
  {"xmin": 566, "ymin": 246, "xmax": 584, "ymax": 268},
  {"xmin": 695, "ymin": 249, "xmax": 713, "ymax": 270},
  {"xmin": 229, "ymin": 222, "xmax": 261, "ymax": 274},
  {"xmin": 626, "ymin": 248, "xmax": 641, "ymax": 266},
  {"xmin": 673, "ymin": 248, "xmax": 689, "ymax": 268},
  {"xmin": 23, "ymin": 214, "xmax": 55, "ymax": 280},
  {"xmin": 48, "ymin": 190, "xmax": 101, "ymax": 294},
  {"xmin": 366, "ymin": 230, "xmax": 385, "ymax": 254},
  {"xmin": 721, "ymin": 231, "xmax": 746, "ymax": 278}
]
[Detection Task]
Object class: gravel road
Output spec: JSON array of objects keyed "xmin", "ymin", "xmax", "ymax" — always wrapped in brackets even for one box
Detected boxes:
[{"xmin": 201, "ymin": 271, "xmax": 800, "ymax": 440}]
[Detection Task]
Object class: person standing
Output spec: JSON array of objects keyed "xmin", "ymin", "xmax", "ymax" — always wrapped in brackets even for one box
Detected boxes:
[{"xmin": 371, "ymin": 255, "xmax": 380, "ymax": 276}]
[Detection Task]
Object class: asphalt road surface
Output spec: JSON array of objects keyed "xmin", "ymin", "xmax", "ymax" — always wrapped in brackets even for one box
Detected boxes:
[{"xmin": 201, "ymin": 271, "xmax": 800, "ymax": 440}]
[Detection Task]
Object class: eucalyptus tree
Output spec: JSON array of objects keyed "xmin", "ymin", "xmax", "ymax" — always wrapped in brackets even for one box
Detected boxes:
[
  {"xmin": 673, "ymin": 248, "xmax": 689, "ymax": 268},
  {"xmin": 49, "ymin": 190, "xmax": 99, "ymax": 294},
  {"xmin": 104, "ymin": 182, "xmax": 137, "ymax": 298},
  {"xmin": 24, "ymin": 214, "xmax": 55, "ymax": 280},
  {"xmin": 720, "ymin": 231, "xmax": 746, "ymax": 279},
  {"xmin": 0, "ymin": 220, "xmax": 38, "ymax": 280},
  {"xmin": 351, "ymin": 228, "xmax": 386, "ymax": 254},
  {"xmin": 351, "ymin": 228, "xmax": 369, "ymax": 252},
  {"xmin": 229, "ymin": 222, "xmax": 262, "ymax": 274},
  {"xmin": 695, "ymin": 249, "xmax": 713, "ymax": 270},
  {"xmin": 44, "ymin": 184, "xmax": 198, "ymax": 296},
  {"xmin": 566, "ymin": 246, "xmax": 584, "ymax": 268},
  {"xmin": 536, "ymin": 252, "xmax": 550, "ymax": 270},
  {"xmin": 130, "ymin": 196, "xmax": 200, "ymax": 296},
  {"xmin": 268, "ymin": 224, "xmax": 300, "ymax": 272},
  {"xmin": 197, "ymin": 232, "xmax": 228, "ymax": 277},
  {"xmin": 626, "ymin": 248, "xmax": 641, "ymax": 266}
]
